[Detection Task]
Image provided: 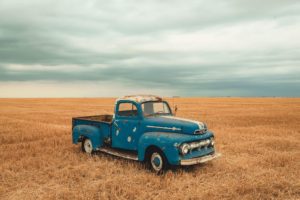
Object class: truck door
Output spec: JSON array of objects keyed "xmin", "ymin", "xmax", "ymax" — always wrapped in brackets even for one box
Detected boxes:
[{"xmin": 112, "ymin": 102, "xmax": 141, "ymax": 150}]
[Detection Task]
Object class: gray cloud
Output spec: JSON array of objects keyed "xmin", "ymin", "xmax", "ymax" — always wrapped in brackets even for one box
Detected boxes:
[{"xmin": 0, "ymin": 0, "xmax": 300, "ymax": 97}]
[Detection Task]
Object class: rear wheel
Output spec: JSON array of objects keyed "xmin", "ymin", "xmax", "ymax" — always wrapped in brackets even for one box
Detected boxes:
[
  {"xmin": 82, "ymin": 138, "xmax": 93, "ymax": 154},
  {"xmin": 147, "ymin": 148, "xmax": 168, "ymax": 174}
]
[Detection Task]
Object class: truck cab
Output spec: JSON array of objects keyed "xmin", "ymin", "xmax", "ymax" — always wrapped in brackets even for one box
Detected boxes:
[
  {"xmin": 72, "ymin": 95, "xmax": 220, "ymax": 173},
  {"xmin": 112, "ymin": 96, "xmax": 173, "ymax": 150}
]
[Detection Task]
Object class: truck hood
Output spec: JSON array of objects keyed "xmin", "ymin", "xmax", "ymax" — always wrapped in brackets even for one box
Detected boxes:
[{"xmin": 144, "ymin": 115, "xmax": 207, "ymax": 135}]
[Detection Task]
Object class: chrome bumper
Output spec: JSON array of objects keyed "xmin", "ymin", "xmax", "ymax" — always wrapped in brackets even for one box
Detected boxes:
[{"xmin": 180, "ymin": 152, "xmax": 221, "ymax": 166}]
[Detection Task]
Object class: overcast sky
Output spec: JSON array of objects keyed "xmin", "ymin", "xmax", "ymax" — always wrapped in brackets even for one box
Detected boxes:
[{"xmin": 0, "ymin": 0, "xmax": 299, "ymax": 97}]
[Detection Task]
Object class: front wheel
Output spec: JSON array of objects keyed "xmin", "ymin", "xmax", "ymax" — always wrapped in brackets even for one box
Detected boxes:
[
  {"xmin": 81, "ymin": 138, "xmax": 93, "ymax": 154},
  {"xmin": 148, "ymin": 149, "xmax": 168, "ymax": 174}
]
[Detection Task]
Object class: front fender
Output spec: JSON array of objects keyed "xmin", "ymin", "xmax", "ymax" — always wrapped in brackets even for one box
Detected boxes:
[
  {"xmin": 72, "ymin": 125, "xmax": 103, "ymax": 150},
  {"xmin": 138, "ymin": 132, "xmax": 186, "ymax": 165},
  {"xmin": 138, "ymin": 131, "xmax": 214, "ymax": 165}
]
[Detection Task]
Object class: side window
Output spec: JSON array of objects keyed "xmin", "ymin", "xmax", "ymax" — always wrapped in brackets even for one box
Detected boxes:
[{"xmin": 118, "ymin": 103, "xmax": 138, "ymax": 117}]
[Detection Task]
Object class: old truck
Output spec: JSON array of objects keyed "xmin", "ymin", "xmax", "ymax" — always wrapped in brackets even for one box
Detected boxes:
[{"xmin": 72, "ymin": 95, "xmax": 220, "ymax": 173}]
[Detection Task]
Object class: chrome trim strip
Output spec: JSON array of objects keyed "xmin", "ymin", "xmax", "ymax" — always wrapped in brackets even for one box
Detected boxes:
[
  {"xmin": 180, "ymin": 153, "xmax": 221, "ymax": 166},
  {"xmin": 146, "ymin": 125, "xmax": 181, "ymax": 131}
]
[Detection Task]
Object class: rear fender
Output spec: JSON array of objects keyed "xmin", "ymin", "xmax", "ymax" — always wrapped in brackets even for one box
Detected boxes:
[{"xmin": 72, "ymin": 125, "xmax": 103, "ymax": 150}]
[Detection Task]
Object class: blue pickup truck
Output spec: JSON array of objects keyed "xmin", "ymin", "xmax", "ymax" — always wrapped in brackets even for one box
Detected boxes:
[{"xmin": 72, "ymin": 95, "xmax": 220, "ymax": 173}]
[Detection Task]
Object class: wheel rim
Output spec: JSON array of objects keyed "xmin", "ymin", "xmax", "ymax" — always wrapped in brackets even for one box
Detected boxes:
[
  {"xmin": 84, "ymin": 139, "xmax": 93, "ymax": 153},
  {"xmin": 151, "ymin": 152, "xmax": 163, "ymax": 171}
]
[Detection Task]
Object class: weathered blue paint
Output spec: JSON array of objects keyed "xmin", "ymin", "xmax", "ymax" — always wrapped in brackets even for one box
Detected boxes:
[
  {"xmin": 111, "ymin": 100, "xmax": 142, "ymax": 150},
  {"xmin": 72, "ymin": 95, "xmax": 218, "ymax": 166},
  {"xmin": 72, "ymin": 125, "xmax": 103, "ymax": 149},
  {"xmin": 137, "ymin": 131, "xmax": 214, "ymax": 165}
]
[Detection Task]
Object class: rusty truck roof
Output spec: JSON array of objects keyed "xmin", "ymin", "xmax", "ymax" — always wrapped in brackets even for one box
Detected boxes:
[{"xmin": 116, "ymin": 95, "xmax": 163, "ymax": 103}]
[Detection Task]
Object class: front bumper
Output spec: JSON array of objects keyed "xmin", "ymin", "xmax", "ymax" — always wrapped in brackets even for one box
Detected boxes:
[{"xmin": 180, "ymin": 152, "xmax": 221, "ymax": 166}]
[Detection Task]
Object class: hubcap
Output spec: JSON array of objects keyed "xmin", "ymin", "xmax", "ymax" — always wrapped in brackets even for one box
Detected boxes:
[
  {"xmin": 84, "ymin": 139, "xmax": 93, "ymax": 153},
  {"xmin": 151, "ymin": 152, "xmax": 163, "ymax": 171}
]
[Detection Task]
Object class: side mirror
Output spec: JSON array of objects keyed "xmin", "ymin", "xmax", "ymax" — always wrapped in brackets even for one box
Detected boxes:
[{"xmin": 174, "ymin": 105, "xmax": 178, "ymax": 116}]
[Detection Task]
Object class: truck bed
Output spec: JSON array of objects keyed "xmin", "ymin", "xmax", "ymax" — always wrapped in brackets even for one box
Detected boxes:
[
  {"xmin": 72, "ymin": 115, "xmax": 113, "ymax": 143},
  {"xmin": 73, "ymin": 115, "xmax": 113, "ymax": 124}
]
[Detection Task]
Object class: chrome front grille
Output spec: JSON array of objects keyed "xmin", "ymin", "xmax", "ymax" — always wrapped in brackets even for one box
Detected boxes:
[{"xmin": 189, "ymin": 138, "xmax": 212, "ymax": 151}]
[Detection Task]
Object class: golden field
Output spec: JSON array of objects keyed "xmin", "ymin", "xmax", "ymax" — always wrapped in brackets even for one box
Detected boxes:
[{"xmin": 0, "ymin": 98, "xmax": 299, "ymax": 200}]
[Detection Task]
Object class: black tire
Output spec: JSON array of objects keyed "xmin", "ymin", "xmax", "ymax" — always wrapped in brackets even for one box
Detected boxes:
[
  {"xmin": 81, "ymin": 138, "xmax": 93, "ymax": 154},
  {"xmin": 146, "ymin": 148, "xmax": 169, "ymax": 174}
]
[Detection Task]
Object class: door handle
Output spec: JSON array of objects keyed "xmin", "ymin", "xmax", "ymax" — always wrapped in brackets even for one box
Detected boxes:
[{"xmin": 113, "ymin": 122, "xmax": 120, "ymax": 130}]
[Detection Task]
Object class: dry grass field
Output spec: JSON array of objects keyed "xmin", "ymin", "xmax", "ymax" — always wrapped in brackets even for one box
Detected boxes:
[{"xmin": 0, "ymin": 98, "xmax": 299, "ymax": 200}]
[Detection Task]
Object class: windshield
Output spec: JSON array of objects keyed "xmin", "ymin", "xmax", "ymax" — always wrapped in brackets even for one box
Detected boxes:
[{"xmin": 142, "ymin": 101, "xmax": 171, "ymax": 116}]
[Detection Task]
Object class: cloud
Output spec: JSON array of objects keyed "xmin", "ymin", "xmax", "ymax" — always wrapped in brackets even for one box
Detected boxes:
[{"xmin": 0, "ymin": 0, "xmax": 299, "ymax": 97}]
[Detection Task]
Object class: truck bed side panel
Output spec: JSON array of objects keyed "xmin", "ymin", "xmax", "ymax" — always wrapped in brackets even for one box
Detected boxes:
[
  {"xmin": 72, "ymin": 125, "xmax": 103, "ymax": 149},
  {"xmin": 72, "ymin": 116, "xmax": 112, "ymax": 139},
  {"xmin": 72, "ymin": 116, "xmax": 112, "ymax": 149}
]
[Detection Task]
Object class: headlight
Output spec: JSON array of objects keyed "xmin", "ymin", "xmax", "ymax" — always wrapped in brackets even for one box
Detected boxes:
[{"xmin": 180, "ymin": 143, "xmax": 190, "ymax": 155}]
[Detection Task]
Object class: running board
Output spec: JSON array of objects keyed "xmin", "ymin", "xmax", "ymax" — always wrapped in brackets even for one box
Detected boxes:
[{"xmin": 97, "ymin": 147, "xmax": 138, "ymax": 161}]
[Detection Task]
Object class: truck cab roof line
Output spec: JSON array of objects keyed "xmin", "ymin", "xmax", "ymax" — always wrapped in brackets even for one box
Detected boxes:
[{"xmin": 116, "ymin": 94, "xmax": 162, "ymax": 103}]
